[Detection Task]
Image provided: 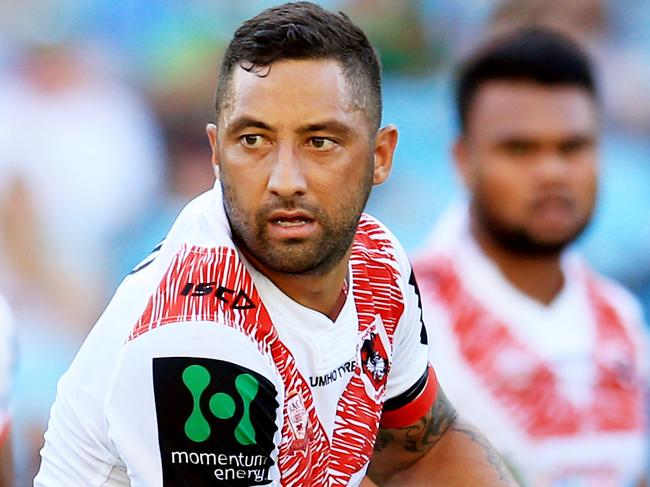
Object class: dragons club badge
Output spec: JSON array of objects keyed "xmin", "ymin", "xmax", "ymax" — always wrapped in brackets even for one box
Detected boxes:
[{"xmin": 360, "ymin": 332, "xmax": 390, "ymax": 389}]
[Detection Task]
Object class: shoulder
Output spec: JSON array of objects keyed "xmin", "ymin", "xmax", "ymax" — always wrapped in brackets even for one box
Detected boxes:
[
  {"xmin": 121, "ymin": 187, "xmax": 235, "ymax": 327},
  {"xmin": 355, "ymin": 213, "xmax": 411, "ymax": 277},
  {"xmin": 573, "ymin": 255, "xmax": 646, "ymax": 331},
  {"xmin": 356, "ymin": 214, "xmax": 400, "ymax": 252},
  {"xmin": 410, "ymin": 202, "xmax": 469, "ymax": 276},
  {"xmin": 66, "ymin": 189, "xmax": 232, "ymax": 379}
]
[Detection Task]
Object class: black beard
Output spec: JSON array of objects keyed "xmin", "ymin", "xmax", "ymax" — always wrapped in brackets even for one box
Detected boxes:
[
  {"xmin": 228, "ymin": 203, "xmax": 361, "ymax": 276},
  {"xmin": 471, "ymin": 199, "xmax": 590, "ymax": 258},
  {"xmin": 221, "ymin": 178, "xmax": 372, "ymax": 276}
]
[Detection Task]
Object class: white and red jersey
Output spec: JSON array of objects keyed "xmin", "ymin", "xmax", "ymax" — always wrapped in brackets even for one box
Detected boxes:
[
  {"xmin": 35, "ymin": 184, "xmax": 433, "ymax": 487},
  {"xmin": 0, "ymin": 293, "xmax": 13, "ymax": 445},
  {"xmin": 414, "ymin": 204, "xmax": 649, "ymax": 487}
]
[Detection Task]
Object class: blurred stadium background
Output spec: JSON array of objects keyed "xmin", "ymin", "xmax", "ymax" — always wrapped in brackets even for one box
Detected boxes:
[{"xmin": 0, "ymin": 0, "xmax": 649, "ymax": 484}]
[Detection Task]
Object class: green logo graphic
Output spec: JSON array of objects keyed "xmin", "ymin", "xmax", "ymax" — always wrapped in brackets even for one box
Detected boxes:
[
  {"xmin": 154, "ymin": 357, "xmax": 278, "ymax": 486},
  {"xmin": 182, "ymin": 364, "xmax": 259, "ymax": 445}
]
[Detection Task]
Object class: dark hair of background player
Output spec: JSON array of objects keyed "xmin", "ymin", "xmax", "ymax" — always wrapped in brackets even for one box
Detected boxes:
[{"xmin": 456, "ymin": 27, "xmax": 597, "ymax": 133}]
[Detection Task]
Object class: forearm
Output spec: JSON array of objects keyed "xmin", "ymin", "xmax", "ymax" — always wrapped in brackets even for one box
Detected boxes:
[
  {"xmin": 368, "ymin": 377, "xmax": 518, "ymax": 486},
  {"xmin": 375, "ymin": 418, "xmax": 518, "ymax": 486}
]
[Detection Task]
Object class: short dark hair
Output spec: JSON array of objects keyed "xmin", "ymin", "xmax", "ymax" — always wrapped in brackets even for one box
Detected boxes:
[
  {"xmin": 214, "ymin": 1, "xmax": 382, "ymax": 131},
  {"xmin": 456, "ymin": 27, "xmax": 597, "ymax": 132}
]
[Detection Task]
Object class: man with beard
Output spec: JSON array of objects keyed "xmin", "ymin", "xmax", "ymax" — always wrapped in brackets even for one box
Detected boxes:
[
  {"xmin": 414, "ymin": 28, "xmax": 648, "ymax": 486},
  {"xmin": 35, "ymin": 3, "xmax": 516, "ymax": 486}
]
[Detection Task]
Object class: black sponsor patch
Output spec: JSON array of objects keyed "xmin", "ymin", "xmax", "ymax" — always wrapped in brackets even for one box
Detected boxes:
[{"xmin": 153, "ymin": 357, "xmax": 279, "ymax": 486}]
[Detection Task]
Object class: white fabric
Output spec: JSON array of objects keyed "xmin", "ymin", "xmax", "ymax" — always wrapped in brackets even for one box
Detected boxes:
[
  {"xmin": 35, "ymin": 184, "xmax": 428, "ymax": 487},
  {"xmin": 417, "ymin": 203, "xmax": 649, "ymax": 487}
]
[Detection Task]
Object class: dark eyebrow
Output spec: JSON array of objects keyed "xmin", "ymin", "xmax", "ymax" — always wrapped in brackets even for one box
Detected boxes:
[
  {"xmin": 226, "ymin": 117, "xmax": 355, "ymax": 138},
  {"xmin": 494, "ymin": 132, "xmax": 596, "ymax": 147},
  {"xmin": 494, "ymin": 136, "xmax": 538, "ymax": 146},
  {"xmin": 227, "ymin": 117, "xmax": 273, "ymax": 136},
  {"xmin": 297, "ymin": 120, "xmax": 354, "ymax": 137},
  {"xmin": 560, "ymin": 134, "xmax": 596, "ymax": 145}
]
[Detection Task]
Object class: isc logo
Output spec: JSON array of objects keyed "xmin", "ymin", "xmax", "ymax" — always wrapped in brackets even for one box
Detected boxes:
[
  {"xmin": 182, "ymin": 364, "xmax": 258, "ymax": 445},
  {"xmin": 179, "ymin": 282, "xmax": 256, "ymax": 310}
]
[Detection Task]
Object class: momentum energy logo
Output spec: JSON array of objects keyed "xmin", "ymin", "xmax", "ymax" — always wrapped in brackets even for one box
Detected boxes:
[
  {"xmin": 182, "ymin": 365, "xmax": 257, "ymax": 445},
  {"xmin": 153, "ymin": 357, "xmax": 279, "ymax": 486}
]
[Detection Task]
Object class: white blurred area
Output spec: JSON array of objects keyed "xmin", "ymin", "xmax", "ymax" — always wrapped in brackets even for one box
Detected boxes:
[
  {"xmin": 0, "ymin": 23, "xmax": 164, "ymax": 487},
  {"xmin": 0, "ymin": 0, "xmax": 648, "ymax": 484}
]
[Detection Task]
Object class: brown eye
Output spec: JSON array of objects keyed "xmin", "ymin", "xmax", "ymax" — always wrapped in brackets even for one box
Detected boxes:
[
  {"xmin": 241, "ymin": 134, "xmax": 265, "ymax": 147},
  {"xmin": 504, "ymin": 141, "xmax": 534, "ymax": 157},
  {"xmin": 309, "ymin": 137, "xmax": 336, "ymax": 150},
  {"xmin": 560, "ymin": 137, "xmax": 593, "ymax": 156}
]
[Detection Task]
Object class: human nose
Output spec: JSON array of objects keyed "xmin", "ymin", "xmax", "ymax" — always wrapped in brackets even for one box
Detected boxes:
[
  {"xmin": 534, "ymin": 151, "xmax": 569, "ymax": 184},
  {"xmin": 266, "ymin": 143, "xmax": 307, "ymax": 198}
]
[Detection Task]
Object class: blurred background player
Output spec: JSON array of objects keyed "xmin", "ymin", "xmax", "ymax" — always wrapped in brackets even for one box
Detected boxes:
[
  {"xmin": 0, "ymin": 40, "xmax": 163, "ymax": 482},
  {"xmin": 413, "ymin": 28, "xmax": 648, "ymax": 486},
  {"xmin": 0, "ymin": 293, "xmax": 15, "ymax": 487}
]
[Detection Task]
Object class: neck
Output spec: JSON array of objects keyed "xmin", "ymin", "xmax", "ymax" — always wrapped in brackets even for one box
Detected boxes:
[
  {"xmin": 240, "ymin": 248, "xmax": 350, "ymax": 321},
  {"xmin": 471, "ymin": 221, "xmax": 564, "ymax": 306}
]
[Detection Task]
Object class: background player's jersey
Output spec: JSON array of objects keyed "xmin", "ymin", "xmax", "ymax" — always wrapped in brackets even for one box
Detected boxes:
[
  {"xmin": 35, "ymin": 184, "xmax": 431, "ymax": 487},
  {"xmin": 0, "ymin": 293, "xmax": 13, "ymax": 444},
  {"xmin": 414, "ymin": 204, "xmax": 648, "ymax": 487}
]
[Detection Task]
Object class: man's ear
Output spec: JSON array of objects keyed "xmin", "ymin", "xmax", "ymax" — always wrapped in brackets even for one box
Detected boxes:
[
  {"xmin": 206, "ymin": 123, "xmax": 220, "ymax": 178},
  {"xmin": 372, "ymin": 124, "xmax": 398, "ymax": 185}
]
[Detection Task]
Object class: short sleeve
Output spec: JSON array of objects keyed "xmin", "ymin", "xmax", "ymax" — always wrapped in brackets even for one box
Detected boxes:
[{"xmin": 381, "ymin": 249, "xmax": 437, "ymax": 428}]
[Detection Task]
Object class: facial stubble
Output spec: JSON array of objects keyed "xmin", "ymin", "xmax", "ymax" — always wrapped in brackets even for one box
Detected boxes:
[{"xmin": 221, "ymin": 161, "xmax": 374, "ymax": 276}]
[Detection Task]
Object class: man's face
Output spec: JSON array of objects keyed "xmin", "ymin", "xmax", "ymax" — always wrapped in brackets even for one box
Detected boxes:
[
  {"xmin": 458, "ymin": 81, "xmax": 599, "ymax": 255},
  {"xmin": 208, "ymin": 59, "xmax": 393, "ymax": 275}
]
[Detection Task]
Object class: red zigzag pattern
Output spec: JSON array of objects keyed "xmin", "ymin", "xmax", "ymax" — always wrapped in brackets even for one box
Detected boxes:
[
  {"xmin": 416, "ymin": 256, "xmax": 644, "ymax": 438},
  {"xmin": 129, "ymin": 216, "xmax": 405, "ymax": 485}
]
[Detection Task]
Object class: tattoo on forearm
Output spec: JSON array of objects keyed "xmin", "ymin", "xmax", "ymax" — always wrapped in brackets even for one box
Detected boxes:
[
  {"xmin": 451, "ymin": 423, "xmax": 518, "ymax": 485},
  {"xmin": 373, "ymin": 429, "xmax": 393, "ymax": 453},
  {"xmin": 405, "ymin": 388, "xmax": 457, "ymax": 453},
  {"xmin": 371, "ymin": 385, "xmax": 519, "ymax": 485},
  {"xmin": 374, "ymin": 387, "xmax": 458, "ymax": 455}
]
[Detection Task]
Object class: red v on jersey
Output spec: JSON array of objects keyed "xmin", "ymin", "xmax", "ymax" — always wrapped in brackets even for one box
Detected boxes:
[
  {"xmin": 129, "ymin": 216, "xmax": 406, "ymax": 485},
  {"xmin": 417, "ymin": 257, "xmax": 644, "ymax": 438}
]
